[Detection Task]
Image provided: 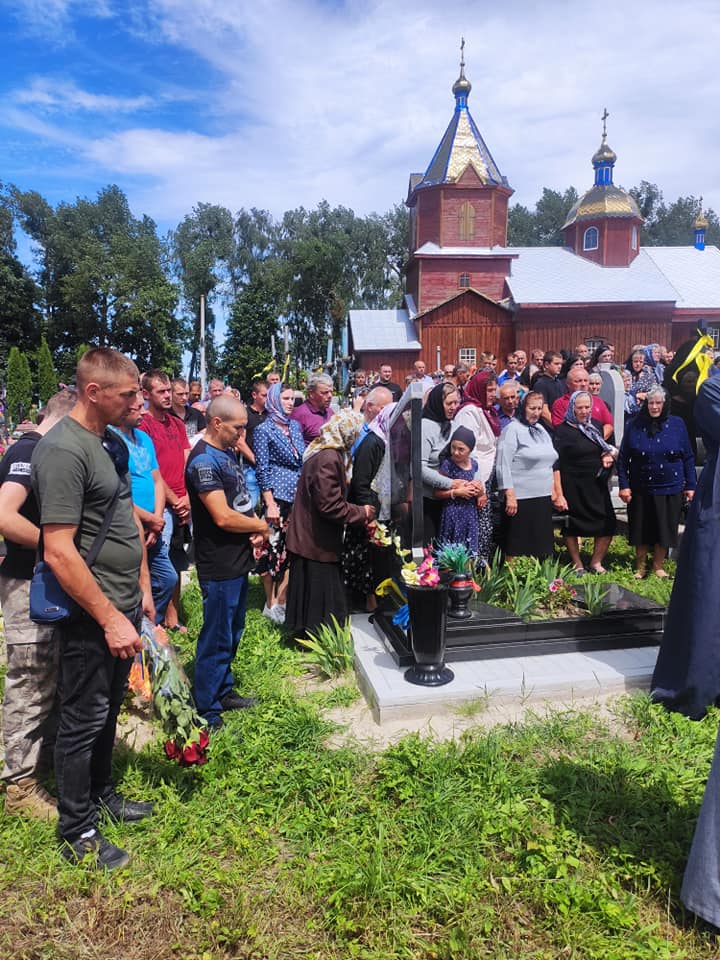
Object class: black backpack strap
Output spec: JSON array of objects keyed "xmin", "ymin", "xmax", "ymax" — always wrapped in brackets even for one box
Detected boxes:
[{"xmin": 37, "ymin": 480, "xmax": 122, "ymax": 569}]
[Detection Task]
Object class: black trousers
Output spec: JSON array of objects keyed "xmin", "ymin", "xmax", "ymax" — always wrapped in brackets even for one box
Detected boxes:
[{"xmin": 54, "ymin": 607, "xmax": 140, "ymax": 841}]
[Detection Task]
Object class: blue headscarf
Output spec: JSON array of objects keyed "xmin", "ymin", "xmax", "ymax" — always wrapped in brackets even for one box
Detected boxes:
[{"xmin": 265, "ymin": 382, "xmax": 290, "ymax": 426}]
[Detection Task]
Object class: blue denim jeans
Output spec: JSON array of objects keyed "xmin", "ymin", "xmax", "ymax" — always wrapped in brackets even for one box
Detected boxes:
[
  {"xmin": 54, "ymin": 607, "xmax": 141, "ymax": 842},
  {"xmin": 194, "ymin": 576, "xmax": 249, "ymax": 725},
  {"xmin": 147, "ymin": 537, "xmax": 178, "ymax": 625}
]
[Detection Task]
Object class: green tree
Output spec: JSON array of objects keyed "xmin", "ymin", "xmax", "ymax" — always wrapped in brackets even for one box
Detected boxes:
[
  {"xmin": 221, "ymin": 276, "xmax": 277, "ymax": 393},
  {"xmin": 12, "ymin": 185, "xmax": 182, "ymax": 378},
  {"xmin": 6, "ymin": 347, "xmax": 33, "ymax": 425},
  {"xmin": 36, "ymin": 335, "xmax": 58, "ymax": 404},
  {"xmin": 171, "ymin": 203, "xmax": 234, "ymax": 380},
  {"xmin": 508, "ymin": 187, "xmax": 579, "ymax": 246},
  {"xmin": 0, "ymin": 182, "xmax": 41, "ymax": 370}
]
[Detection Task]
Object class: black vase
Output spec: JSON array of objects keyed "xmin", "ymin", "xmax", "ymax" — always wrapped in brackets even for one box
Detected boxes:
[
  {"xmin": 405, "ymin": 583, "xmax": 454, "ymax": 687},
  {"xmin": 447, "ymin": 572, "xmax": 474, "ymax": 620}
]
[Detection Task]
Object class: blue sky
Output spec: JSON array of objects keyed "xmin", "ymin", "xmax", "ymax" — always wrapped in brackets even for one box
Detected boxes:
[{"xmin": 2, "ymin": 0, "xmax": 720, "ymax": 245}]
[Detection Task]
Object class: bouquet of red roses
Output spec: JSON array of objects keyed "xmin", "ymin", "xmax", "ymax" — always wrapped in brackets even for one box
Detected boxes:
[{"xmin": 139, "ymin": 619, "xmax": 210, "ymax": 767}]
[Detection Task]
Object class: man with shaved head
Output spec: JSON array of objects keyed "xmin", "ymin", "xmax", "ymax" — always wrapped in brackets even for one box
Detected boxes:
[{"xmin": 185, "ymin": 395, "xmax": 270, "ymax": 730}]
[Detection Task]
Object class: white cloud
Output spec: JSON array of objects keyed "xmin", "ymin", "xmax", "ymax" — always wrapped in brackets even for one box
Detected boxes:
[
  {"xmin": 15, "ymin": 77, "xmax": 153, "ymax": 113},
  {"xmin": 3, "ymin": 0, "xmax": 720, "ymax": 226}
]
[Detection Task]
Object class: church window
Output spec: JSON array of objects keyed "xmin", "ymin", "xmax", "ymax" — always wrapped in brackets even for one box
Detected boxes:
[
  {"xmin": 707, "ymin": 327, "xmax": 720, "ymax": 350},
  {"xmin": 458, "ymin": 201, "xmax": 475, "ymax": 241},
  {"xmin": 458, "ymin": 347, "xmax": 476, "ymax": 366},
  {"xmin": 631, "ymin": 225, "xmax": 638, "ymax": 250},
  {"xmin": 583, "ymin": 226, "xmax": 599, "ymax": 251},
  {"xmin": 459, "ymin": 272, "xmax": 471, "ymax": 288}
]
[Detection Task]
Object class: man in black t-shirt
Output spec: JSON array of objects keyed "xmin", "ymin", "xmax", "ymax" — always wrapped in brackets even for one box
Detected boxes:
[
  {"xmin": 0, "ymin": 388, "xmax": 77, "ymax": 821},
  {"xmin": 170, "ymin": 377, "xmax": 206, "ymax": 440},
  {"xmin": 376, "ymin": 363, "xmax": 403, "ymax": 402},
  {"xmin": 185, "ymin": 396, "xmax": 269, "ymax": 728}
]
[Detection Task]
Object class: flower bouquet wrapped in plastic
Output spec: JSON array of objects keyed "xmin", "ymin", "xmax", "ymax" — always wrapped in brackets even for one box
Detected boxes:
[{"xmin": 139, "ymin": 618, "xmax": 210, "ymax": 766}]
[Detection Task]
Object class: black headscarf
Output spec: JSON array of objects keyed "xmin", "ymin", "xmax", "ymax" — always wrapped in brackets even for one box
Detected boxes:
[
  {"xmin": 422, "ymin": 383, "xmax": 455, "ymax": 438},
  {"xmin": 635, "ymin": 387, "xmax": 671, "ymax": 437},
  {"xmin": 591, "ymin": 344, "xmax": 612, "ymax": 369}
]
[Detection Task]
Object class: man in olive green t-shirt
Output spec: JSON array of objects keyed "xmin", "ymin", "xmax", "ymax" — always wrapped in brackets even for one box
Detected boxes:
[{"xmin": 32, "ymin": 348, "xmax": 155, "ymax": 871}]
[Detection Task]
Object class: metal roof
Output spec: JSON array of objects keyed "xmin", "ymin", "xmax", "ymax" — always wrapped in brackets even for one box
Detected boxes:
[
  {"xmin": 504, "ymin": 246, "xmax": 680, "ymax": 305},
  {"xmin": 349, "ymin": 309, "xmax": 421, "ymax": 351},
  {"xmin": 641, "ymin": 246, "xmax": 720, "ymax": 309}
]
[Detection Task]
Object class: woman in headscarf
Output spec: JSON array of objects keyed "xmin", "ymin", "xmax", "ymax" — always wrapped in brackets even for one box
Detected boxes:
[
  {"xmin": 253, "ymin": 382, "xmax": 306, "ymax": 622},
  {"xmin": 643, "ymin": 343, "xmax": 664, "ymax": 384},
  {"xmin": 624, "ymin": 348, "xmax": 656, "ymax": 404},
  {"xmin": 553, "ymin": 390, "xmax": 617, "ymax": 574},
  {"xmin": 285, "ymin": 410, "xmax": 374, "ymax": 636},
  {"xmin": 617, "ymin": 385, "xmax": 695, "ymax": 578},
  {"xmin": 496, "ymin": 391, "xmax": 567, "ymax": 560},
  {"xmin": 342, "ymin": 401, "xmax": 398, "ymax": 610},
  {"xmin": 452, "ymin": 370, "xmax": 500, "ymax": 560},
  {"xmin": 421, "ymin": 382, "xmax": 479, "ymax": 542}
]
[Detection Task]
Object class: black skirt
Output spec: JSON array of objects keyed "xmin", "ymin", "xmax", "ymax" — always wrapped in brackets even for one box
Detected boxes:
[
  {"xmin": 627, "ymin": 492, "xmax": 683, "ymax": 548},
  {"xmin": 501, "ymin": 496, "xmax": 555, "ymax": 559},
  {"xmin": 285, "ymin": 554, "xmax": 349, "ymax": 636}
]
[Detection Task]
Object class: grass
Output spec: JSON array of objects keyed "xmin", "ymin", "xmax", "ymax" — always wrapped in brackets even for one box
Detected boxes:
[{"xmin": 1, "ymin": 554, "xmax": 718, "ymax": 959}]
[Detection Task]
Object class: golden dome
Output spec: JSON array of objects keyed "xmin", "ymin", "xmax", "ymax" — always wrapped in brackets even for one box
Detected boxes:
[
  {"xmin": 695, "ymin": 211, "xmax": 709, "ymax": 230},
  {"xmin": 592, "ymin": 138, "xmax": 617, "ymax": 165},
  {"xmin": 562, "ymin": 185, "xmax": 641, "ymax": 229}
]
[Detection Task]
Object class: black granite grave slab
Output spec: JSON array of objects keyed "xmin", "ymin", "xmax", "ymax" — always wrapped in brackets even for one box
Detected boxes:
[{"xmin": 371, "ymin": 583, "xmax": 664, "ymax": 667}]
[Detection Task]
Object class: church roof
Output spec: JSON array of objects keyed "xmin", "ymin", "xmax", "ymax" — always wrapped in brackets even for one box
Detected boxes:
[
  {"xmin": 503, "ymin": 245, "xmax": 720, "ymax": 307},
  {"xmin": 562, "ymin": 185, "xmax": 641, "ymax": 228},
  {"xmin": 348, "ymin": 308, "xmax": 421, "ymax": 352},
  {"xmin": 410, "ymin": 53, "xmax": 508, "ymax": 197}
]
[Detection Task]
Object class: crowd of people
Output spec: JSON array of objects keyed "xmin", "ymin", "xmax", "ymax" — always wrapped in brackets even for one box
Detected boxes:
[{"xmin": 0, "ymin": 338, "xmax": 712, "ymax": 879}]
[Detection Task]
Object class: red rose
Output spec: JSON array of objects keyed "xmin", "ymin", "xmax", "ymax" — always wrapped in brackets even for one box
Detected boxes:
[
  {"xmin": 182, "ymin": 742, "xmax": 201, "ymax": 765},
  {"xmin": 164, "ymin": 739, "xmax": 180, "ymax": 760},
  {"xmin": 198, "ymin": 729, "xmax": 210, "ymax": 750}
]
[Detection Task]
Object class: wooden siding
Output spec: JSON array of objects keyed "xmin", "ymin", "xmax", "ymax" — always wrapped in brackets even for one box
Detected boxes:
[
  {"xmin": 565, "ymin": 218, "xmax": 640, "ymax": 267},
  {"xmin": 419, "ymin": 291, "xmax": 514, "ymax": 367},
  {"xmin": 514, "ymin": 303, "xmax": 674, "ymax": 358},
  {"xmin": 352, "ymin": 350, "xmax": 420, "ymax": 384},
  {"xmin": 417, "ymin": 255, "xmax": 513, "ymax": 311}
]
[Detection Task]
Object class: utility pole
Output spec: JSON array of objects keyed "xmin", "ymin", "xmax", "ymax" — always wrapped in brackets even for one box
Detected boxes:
[{"xmin": 199, "ymin": 294, "xmax": 207, "ymax": 397}]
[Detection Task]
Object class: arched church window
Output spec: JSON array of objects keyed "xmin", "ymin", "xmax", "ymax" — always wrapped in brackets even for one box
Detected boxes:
[
  {"xmin": 459, "ymin": 273, "xmax": 471, "ymax": 289},
  {"xmin": 458, "ymin": 201, "xmax": 475, "ymax": 241},
  {"xmin": 583, "ymin": 226, "xmax": 599, "ymax": 251},
  {"xmin": 631, "ymin": 225, "xmax": 638, "ymax": 250}
]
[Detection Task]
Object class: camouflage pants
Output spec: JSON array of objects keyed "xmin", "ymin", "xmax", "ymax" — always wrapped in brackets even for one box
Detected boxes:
[{"xmin": 0, "ymin": 577, "xmax": 59, "ymax": 783}]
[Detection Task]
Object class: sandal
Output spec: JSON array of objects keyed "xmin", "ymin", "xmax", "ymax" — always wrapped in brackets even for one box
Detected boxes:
[
  {"xmin": 651, "ymin": 569, "xmax": 669, "ymax": 579},
  {"xmin": 572, "ymin": 567, "xmax": 587, "ymax": 577},
  {"xmin": 589, "ymin": 565, "xmax": 607, "ymax": 575},
  {"xmin": 633, "ymin": 570, "xmax": 645, "ymax": 580}
]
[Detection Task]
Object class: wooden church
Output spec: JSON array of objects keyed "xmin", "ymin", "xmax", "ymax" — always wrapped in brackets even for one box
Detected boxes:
[{"xmin": 349, "ymin": 51, "xmax": 720, "ymax": 378}]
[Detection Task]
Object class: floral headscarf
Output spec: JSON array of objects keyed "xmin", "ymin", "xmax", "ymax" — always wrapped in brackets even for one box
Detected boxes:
[
  {"xmin": 563, "ymin": 390, "xmax": 615, "ymax": 454},
  {"xmin": 265, "ymin": 382, "xmax": 290, "ymax": 426},
  {"xmin": 368, "ymin": 401, "xmax": 397, "ymax": 442},
  {"xmin": 303, "ymin": 409, "xmax": 365, "ymax": 481},
  {"xmin": 460, "ymin": 371, "xmax": 501, "ymax": 437}
]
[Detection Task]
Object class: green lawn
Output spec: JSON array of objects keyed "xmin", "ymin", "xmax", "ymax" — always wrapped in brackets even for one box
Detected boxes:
[{"xmin": 1, "ymin": 559, "xmax": 718, "ymax": 959}]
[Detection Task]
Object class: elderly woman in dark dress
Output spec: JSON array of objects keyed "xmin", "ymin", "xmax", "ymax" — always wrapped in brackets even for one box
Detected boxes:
[
  {"xmin": 342, "ymin": 398, "xmax": 397, "ymax": 610},
  {"xmin": 617, "ymin": 385, "xmax": 696, "ymax": 578},
  {"xmin": 554, "ymin": 390, "xmax": 617, "ymax": 574},
  {"xmin": 285, "ymin": 410, "xmax": 374, "ymax": 636}
]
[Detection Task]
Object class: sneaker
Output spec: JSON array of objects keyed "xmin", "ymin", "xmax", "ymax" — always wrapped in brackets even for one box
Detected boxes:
[
  {"xmin": 4, "ymin": 777, "xmax": 58, "ymax": 821},
  {"xmin": 94, "ymin": 789, "xmax": 154, "ymax": 823},
  {"xmin": 269, "ymin": 603, "xmax": 286, "ymax": 624},
  {"xmin": 262, "ymin": 604, "xmax": 274, "ymax": 619},
  {"xmin": 61, "ymin": 829, "xmax": 130, "ymax": 870},
  {"xmin": 220, "ymin": 692, "xmax": 259, "ymax": 711}
]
